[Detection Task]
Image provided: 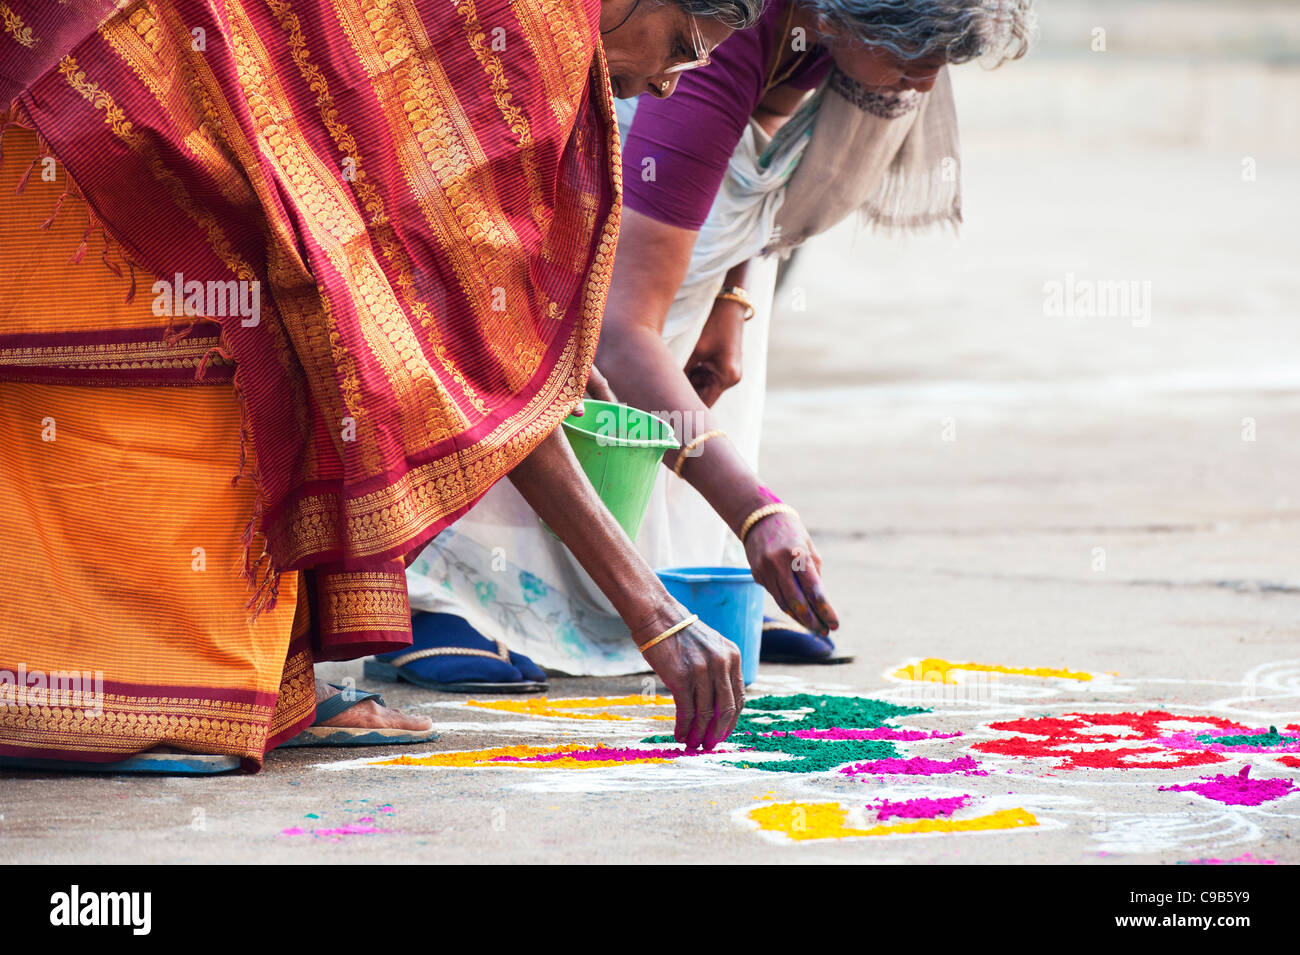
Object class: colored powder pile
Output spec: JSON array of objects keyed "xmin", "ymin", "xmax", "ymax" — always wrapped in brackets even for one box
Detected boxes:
[
  {"xmin": 1159, "ymin": 765, "xmax": 1295, "ymax": 806},
  {"xmin": 493, "ymin": 746, "xmax": 696, "ymax": 764},
  {"xmin": 280, "ymin": 823, "xmax": 390, "ymax": 840},
  {"xmin": 869, "ymin": 795, "xmax": 971, "ymax": 821},
  {"xmin": 892, "ymin": 657, "xmax": 1092, "ymax": 684},
  {"xmin": 736, "ymin": 694, "xmax": 928, "ymax": 733},
  {"xmin": 749, "ymin": 801, "xmax": 1036, "ymax": 841},
  {"xmin": 775, "ymin": 727, "xmax": 960, "ymax": 741},
  {"xmin": 378, "ymin": 742, "xmax": 702, "ymax": 770},
  {"xmin": 376, "ymin": 743, "xmax": 595, "ymax": 768},
  {"xmin": 1195, "ymin": 726, "xmax": 1300, "ymax": 750},
  {"xmin": 466, "ymin": 695, "xmax": 674, "ymax": 722},
  {"xmin": 1279, "ymin": 756, "xmax": 1300, "ymax": 769},
  {"xmin": 840, "ymin": 756, "xmax": 986, "ymax": 777},
  {"xmin": 640, "ymin": 731, "xmax": 899, "ymax": 773},
  {"xmin": 641, "ymin": 694, "xmax": 937, "ymax": 773},
  {"xmin": 974, "ymin": 710, "xmax": 1241, "ymax": 771},
  {"xmin": 1181, "ymin": 852, "xmax": 1276, "ymax": 866}
]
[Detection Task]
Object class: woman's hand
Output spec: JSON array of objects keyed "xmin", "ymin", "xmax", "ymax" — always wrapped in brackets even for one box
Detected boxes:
[
  {"xmin": 507, "ymin": 429, "xmax": 744, "ymax": 752},
  {"xmin": 685, "ymin": 298, "xmax": 747, "ymax": 407},
  {"xmin": 585, "ymin": 363, "xmax": 618, "ymax": 403},
  {"xmin": 634, "ymin": 614, "xmax": 744, "ymax": 751},
  {"xmin": 743, "ymin": 508, "xmax": 839, "ymax": 636}
]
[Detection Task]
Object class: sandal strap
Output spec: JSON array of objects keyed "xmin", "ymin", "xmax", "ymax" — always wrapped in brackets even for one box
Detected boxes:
[
  {"xmin": 314, "ymin": 685, "xmax": 385, "ymax": 725},
  {"xmin": 388, "ymin": 643, "xmax": 509, "ymax": 668}
]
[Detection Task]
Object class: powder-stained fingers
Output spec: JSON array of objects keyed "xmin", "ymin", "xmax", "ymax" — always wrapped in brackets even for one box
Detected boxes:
[
  {"xmin": 688, "ymin": 674, "xmax": 713, "ymax": 752},
  {"xmin": 673, "ymin": 685, "xmax": 695, "ymax": 746},
  {"xmin": 795, "ymin": 561, "xmax": 839, "ymax": 633},
  {"xmin": 729, "ymin": 649, "xmax": 746, "ymax": 738},
  {"xmin": 772, "ymin": 560, "xmax": 825, "ymax": 636},
  {"xmin": 704, "ymin": 654, "xmax": 739, "ymax": 750}
]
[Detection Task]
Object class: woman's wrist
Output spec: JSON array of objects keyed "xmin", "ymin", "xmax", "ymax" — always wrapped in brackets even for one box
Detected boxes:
[{"xmin": 623, "ymin": 592, "xmax": 689, "ymax": 646}]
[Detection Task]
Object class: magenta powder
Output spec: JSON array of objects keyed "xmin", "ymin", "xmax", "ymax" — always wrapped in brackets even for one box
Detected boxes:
[
  {"xmin": 772, "ymin": 728, "xmax": 961, "ymax": 741},
  {"xmin": 280, "ymin": 823, "xmax": 389, "ymax": 838},
  {"xmin": 1155, "ymin": 730, "xmax": 1300, "ymax": 754},
  {"xmin": 493, "ymin": 746, "xmax": 696, "ymax": 763},
  {"xmin": 1183, "ymin": 852, "xmax": 1276, "ymax": 865},
  {"xmin": 840, "ymin": 756, "xmax": 986, "ymax": 777},
  {"xmin": 870, "ymin": 795, "xmax": 972, "ymax": 820},
  {"xmin": 1159, "ymin": 765, "xmax": 1295, "ymax": 806}
]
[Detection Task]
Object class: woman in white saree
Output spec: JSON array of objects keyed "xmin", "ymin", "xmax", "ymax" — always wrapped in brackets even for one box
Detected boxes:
[{"xmin": 396, "ymin": 0, "xmax": 1035, "ymax": 685}]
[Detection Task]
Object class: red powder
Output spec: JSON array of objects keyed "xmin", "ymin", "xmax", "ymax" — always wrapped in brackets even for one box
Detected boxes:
[
  {"xmin": 974, "ymin": 710, "xmax": 1240, "ymax": 770},
  {"xmin": 1278, "ymin": 756, "xmax": 1300, "ymax": 769}
]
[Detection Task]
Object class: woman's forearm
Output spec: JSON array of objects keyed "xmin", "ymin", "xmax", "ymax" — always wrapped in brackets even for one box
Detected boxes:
[
  {"xmin": 598, "ymin": 320, "xmax": 769, "ymax": 535},
  {"xmin": 507, "ymin": 427, "xmax": 681, "ymax": 639},
  {"xmin": 596, "ymin": 209, "xmax": 769, "ymax": 536}
]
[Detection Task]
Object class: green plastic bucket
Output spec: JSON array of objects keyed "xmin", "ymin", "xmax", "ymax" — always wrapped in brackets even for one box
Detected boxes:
[{"xmin": 558, "ymin": 399, "xmax": 678, "ymax": 541}]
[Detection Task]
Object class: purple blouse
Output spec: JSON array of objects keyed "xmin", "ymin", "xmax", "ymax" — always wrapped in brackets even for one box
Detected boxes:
[{"xmin": 621, "ymin": 0, "xmax": 831, "ymax": 231}]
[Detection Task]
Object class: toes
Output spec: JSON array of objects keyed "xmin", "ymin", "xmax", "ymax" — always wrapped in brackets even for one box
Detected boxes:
[{"xmin": 508, "ymin": 651, "xmax": 548, "ymax": 684}]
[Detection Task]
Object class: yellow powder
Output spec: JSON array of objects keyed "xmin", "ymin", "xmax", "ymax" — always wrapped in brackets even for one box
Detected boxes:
[
  {"xmin": 749, "ymin": 801, "xmax": 1039, "ymax": 841},
  {"xmin": 466, "ymin": 694, "xmax": 676, "ymax": 721},
  {"xmin": 892, "ymin": 657, "xmax": 1093, "ymax": 684},
  {"xmin": 369, "ymin": 742, "xmax": 673, "ymax": 770},
  {"xmin": 372, "ymin": 743, "xmax": 587, "ymax": 768}
]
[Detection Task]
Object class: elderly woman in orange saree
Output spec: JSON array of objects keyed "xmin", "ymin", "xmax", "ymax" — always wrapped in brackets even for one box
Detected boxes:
[{"xmin": 0, "ymin": 0, "xmax": 759, "ymax": 772}]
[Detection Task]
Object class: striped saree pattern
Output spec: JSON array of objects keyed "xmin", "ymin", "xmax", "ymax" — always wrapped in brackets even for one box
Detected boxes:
[{"xmin": 0, "ymin": 0, "xmax": 620, "ymax": 765}]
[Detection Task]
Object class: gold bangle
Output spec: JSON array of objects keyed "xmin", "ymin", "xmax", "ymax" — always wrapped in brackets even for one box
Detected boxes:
[
  {"xmin": 637, "ymin": 614, "xmax": 699, "ymax": 653},
  {"xmin": 672, "ymin": 428, "xmax": 726, "ymax": 477},
  {"xmin": 716, "ymin": 286, "xmax": 755, "ymax": 321},
  {"xmin": 739, "ymin": 503, "xmax": 798, "ymax": 544}
]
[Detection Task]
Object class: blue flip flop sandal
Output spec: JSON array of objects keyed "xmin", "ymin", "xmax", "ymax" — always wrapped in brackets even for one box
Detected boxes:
[
  {"xmin": 363, "ymin": 612, "xmax": 548, "ymax": 694},
  {"xmin": 278, "ymin": 683, "xmax": 441, "ymax": 748},
  {"xmin": 0, "ymin": 753, "xmax": 241, "ymax": 774},
  {"xmin": 759, "ymin": 616, "xmax": 855, "ymax": 665}
]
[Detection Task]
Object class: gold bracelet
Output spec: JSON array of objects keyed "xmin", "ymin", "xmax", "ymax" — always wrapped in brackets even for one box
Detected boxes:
[
  {"xmin": 637, "ymin": 614, "xmax": 699, "ymax": 653},
  {"xmin": 716, "ymin": 286, "xmax": 755, "ymax": 321},
  {"xmin": 672, "ymin": 428, "xmax": 726, "ymax": 477},
  {"xmin": 739, "ymin": 503, "xmax": 798, "ymax": 544}
]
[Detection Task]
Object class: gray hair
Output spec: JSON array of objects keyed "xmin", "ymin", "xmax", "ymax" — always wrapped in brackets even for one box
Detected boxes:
[
  {"xmin": 672, "ymin": 0, "xmax": 765, "ymax": 31},
  {"xmin": 809, "ymin": 0, "xmax": 1037, "ymax": 66}
]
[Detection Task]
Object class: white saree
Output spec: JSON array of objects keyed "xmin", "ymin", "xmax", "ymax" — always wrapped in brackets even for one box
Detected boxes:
[{"xmin": 405, "ymin": 69, "xmax": 960, "ymax": 675}]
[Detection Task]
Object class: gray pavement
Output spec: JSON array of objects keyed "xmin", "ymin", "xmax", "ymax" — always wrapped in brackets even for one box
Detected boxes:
[{"xmin": 2, "ymin": 3, "xmax": 1298, "ymax": 865}]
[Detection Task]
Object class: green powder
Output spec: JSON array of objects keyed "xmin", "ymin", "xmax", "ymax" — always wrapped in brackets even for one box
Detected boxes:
[
  {"xmin": 736, "ymin": 694, "xmax": 927, "ymax": 733},
  {"xmin": 643, "ymin": 694, "xmax": 930, "ymax": 773},
  {"xmin": 1199, "ymin": 726, "xmax": 1299, "ymax": 748}
]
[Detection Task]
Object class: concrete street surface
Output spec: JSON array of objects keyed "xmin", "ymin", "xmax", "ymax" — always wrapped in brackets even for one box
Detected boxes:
[{"xmin": 1, "ymin": 1, "xmax": 1298, "ymax": 864}]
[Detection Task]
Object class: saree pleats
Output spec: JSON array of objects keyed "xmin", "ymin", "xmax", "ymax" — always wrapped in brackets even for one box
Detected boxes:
[
  {"xmin": 0, "ymin": 0, "xmax": 619, "ymax": 767},
  {"xmin": 0, "ymin": 378, "xmax": 314, "ymax": 767}
]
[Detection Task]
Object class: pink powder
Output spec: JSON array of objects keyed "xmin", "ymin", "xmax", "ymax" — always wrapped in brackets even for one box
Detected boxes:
[
  {"xmin": 840, "ymin": 756, "xmax": 986, "ymax": 777},
  {"xmin": 280, "ymin": 823, "xmax": 390, "ymax": 838},
  {"xmin": 770, "ymin": 728, "xmax": 961, "ymax": 741},
  {"xmin": 493, "ymin": 746, "xmax": 695, "ymax": 763},
  {"xmin": 870, "ymin": 795, "xmax": 972, "ymax": 820},
  {"xmin": 1155, "ymin": 730, "xmax": 1300, "ymax": 754},
  {"xmin": 1159, "ymin": 765, "xmax": 1295, "ymax": 806},
  {"xmin": 1184, "ymin": 852, "xmax": 1276, "ymax": 865}
]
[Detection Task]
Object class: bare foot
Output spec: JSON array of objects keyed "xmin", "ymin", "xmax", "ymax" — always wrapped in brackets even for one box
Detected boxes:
[{"xmin": 313, "ymin": 680, "xmax": 433, "ymax": 732}]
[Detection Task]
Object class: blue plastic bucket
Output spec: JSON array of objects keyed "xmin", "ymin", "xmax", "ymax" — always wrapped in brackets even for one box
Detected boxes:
[{"xmin": 656, "ymin": 566, "xmax": 763, "ymax": 685}]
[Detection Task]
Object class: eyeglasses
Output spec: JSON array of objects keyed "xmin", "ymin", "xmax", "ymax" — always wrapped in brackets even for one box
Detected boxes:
[{"xmin": 660, "ymin": 15, "xmax": 712, "ymax": 75}]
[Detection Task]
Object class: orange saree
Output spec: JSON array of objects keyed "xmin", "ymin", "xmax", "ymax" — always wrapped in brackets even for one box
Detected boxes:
[{"xmin": 0, "ymin": 0, "xmax": 621, "ymax": 768}]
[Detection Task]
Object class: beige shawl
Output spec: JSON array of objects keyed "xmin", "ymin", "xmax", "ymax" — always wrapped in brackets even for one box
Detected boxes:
[{"xmin": 767, "ymin": 65, "xmax": 963, "ymax": 254}]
